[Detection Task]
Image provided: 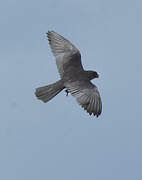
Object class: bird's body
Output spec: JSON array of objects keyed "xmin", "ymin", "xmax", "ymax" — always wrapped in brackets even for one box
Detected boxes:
[{"xmin": 35, "ymin": 31, "xmax": 102, "ymax": 117}]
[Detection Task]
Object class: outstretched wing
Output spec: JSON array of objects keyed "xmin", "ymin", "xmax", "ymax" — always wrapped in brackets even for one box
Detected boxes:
[
  {"xmin": 65, "ymin": 80, "xmax": 102, "ymax": 117},
  {"xmin": 47, "ymin": 31, "xmax": 83, "ymax": 77}
]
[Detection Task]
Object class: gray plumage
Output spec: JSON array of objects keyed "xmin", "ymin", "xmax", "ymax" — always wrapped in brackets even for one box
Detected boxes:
[{"xmin": 35, "ymin": 31, "xmax": 102, "ymax": 117}]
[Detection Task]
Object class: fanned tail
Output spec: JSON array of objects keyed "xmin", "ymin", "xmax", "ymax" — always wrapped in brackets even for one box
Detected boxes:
[{"xmin": 35, "ymin": 80, "xmax": 64, "ymax": 103}]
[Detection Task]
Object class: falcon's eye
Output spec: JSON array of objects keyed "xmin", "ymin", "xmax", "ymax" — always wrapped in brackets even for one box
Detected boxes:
[{"xmin": 94, "ymin": 72, "xmax": 99, "ymax": 78}]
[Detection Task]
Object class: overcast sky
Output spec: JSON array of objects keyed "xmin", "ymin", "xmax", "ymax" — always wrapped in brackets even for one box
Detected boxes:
[{"xmin": 0, "ymin": 0, "xmax": 142, "ymax": 179}]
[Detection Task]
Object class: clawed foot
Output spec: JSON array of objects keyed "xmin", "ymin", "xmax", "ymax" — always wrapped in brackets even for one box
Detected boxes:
[{"xmin": 65, "ymin": 89, "xmax": 69, "ymax": 96}]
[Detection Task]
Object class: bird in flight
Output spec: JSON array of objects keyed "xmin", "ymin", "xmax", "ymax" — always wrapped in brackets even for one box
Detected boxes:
[{"xmin": 35, "ymin": 31, "xmax": 102, "ymax": 117}]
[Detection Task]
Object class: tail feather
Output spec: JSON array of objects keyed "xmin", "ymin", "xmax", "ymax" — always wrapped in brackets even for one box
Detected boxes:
[{"xmin": 35, "ymin": 80, "xmax": 64, "ymax": 103}]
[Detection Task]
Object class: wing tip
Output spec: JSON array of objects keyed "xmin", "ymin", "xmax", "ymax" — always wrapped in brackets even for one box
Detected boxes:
[
  {"xmin": 80, "ymin": 102, "xmax": 102, "ymax": 117},
  {"xmin": 81, "ymin": 105, "xmax": 101, "ymax": 117},
  {"xmin": 46, "ymin": 30, "xmax": 55, "ymax": 39}
]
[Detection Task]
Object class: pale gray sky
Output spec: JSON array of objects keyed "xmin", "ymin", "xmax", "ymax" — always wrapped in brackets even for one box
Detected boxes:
[{"xmin": 0, "ymin": 0, "xmax": 142, "ymax": 179}]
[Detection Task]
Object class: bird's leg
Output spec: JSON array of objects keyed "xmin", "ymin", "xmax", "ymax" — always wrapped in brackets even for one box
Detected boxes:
[{"xmin": 65, "ymin": 89, "xmax": 69, "ymax": 96}]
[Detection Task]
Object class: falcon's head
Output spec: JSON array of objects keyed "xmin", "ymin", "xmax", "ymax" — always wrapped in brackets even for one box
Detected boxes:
[{"xmin": 86, "ymin": 70, "xmax": 99, "ymax": 80}]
